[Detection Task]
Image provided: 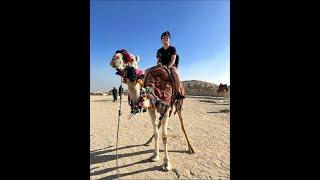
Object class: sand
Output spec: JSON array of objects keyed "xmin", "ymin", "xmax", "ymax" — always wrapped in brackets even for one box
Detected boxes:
[{"xmin": 90, "ymin": 95, "xmax": 230, "ymax": 179}]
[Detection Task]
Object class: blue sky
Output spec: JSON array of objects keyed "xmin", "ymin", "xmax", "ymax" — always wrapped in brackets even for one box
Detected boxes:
[{"xmin": 91, "ymin": 0, "xmax": 229, "ymax": 91}]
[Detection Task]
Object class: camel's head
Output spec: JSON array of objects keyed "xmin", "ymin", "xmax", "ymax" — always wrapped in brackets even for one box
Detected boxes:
[
  {"xmin": 110, "ymin": 49, "xmax": 149, "ymax": 112},
  {"xmin": 110, "ymin": 49, "xmax": 140, "ymax": 72},
  {"xmin": 110, "ymin": 49, "xmax": 143, "ymax": 84}
]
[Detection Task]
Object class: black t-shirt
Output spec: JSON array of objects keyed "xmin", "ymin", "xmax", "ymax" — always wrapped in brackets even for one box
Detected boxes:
[{"xmin": 156, "ymin": 46, "xmax": 179, "ymax": 67}]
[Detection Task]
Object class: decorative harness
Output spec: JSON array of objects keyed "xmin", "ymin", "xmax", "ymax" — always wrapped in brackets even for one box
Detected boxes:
[{"xmin": 114, "ymin": 50, "xmax": 148, "ymax": 116}]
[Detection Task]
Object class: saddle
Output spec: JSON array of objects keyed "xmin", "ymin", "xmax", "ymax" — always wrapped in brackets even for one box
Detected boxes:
[
  {"xmin": 144, "ymin": 66, "xmax": 184, "ymax": 115},
  {"xmin": 144, "ymin": 66, "xmax": 173, "ymax": 104}
]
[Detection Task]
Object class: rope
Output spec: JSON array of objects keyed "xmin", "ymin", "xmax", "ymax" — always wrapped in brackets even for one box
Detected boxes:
[{"xmin": 115, "ymin": 77, "xmax": 123, "ymax": 179}]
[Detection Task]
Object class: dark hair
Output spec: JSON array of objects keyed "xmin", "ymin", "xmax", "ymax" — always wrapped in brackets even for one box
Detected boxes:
[{"xmin": 161, "ymin": 31, "xmax": 171, "ymax": 39}]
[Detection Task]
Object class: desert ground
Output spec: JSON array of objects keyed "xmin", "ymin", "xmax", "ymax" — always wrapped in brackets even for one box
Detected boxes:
[{"xmin": 90, "ymin": 95, "xmax": 230, "ymax": 179}]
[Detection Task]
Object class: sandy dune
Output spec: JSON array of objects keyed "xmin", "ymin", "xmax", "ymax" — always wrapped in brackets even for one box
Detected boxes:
[{"xmin": 90, "ymin": 95, "xmax": 230, "ymax": 179}]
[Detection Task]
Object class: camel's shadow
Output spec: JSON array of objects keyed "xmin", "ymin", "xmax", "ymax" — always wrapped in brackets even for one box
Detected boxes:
[
  {"xmin": 90, "ymin": 144, "xmax": 189, "ymax": 178},
  {"xmin": 90, "ymin": 144, "xmax": 150, "ymax": 165}
]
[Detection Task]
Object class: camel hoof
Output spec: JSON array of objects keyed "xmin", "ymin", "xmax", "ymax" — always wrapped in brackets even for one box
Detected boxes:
[
  {"xmin": 161, "ymin": 162, "xmax": 172, "ymax": 172},
  {"xmin": 149, "ymin": 154, "xmax": 159, "ymax": 162}
]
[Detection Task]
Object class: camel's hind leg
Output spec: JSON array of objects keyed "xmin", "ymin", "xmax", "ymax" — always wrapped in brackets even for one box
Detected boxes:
[{"xmin": 177, "ymin": 110, "xmax": 195, "ymax": 154}]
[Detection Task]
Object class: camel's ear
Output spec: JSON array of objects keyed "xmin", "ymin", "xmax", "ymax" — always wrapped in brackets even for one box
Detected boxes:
[{"xmin": 136, "ymin": 55, "xmax": 140, "ymax": 63}]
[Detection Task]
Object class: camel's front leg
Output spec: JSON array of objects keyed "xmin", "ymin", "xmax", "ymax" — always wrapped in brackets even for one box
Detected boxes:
[
  {"xmin": 161, "ymin": 111, "xmax": 172, "ymax": 171},
  {"xmin": 148, "ymin": 109, "xmax": 159, "ymax": 161},
  {"xmin": 144, "ymin": 121, "xmax": 161, "ymax": 146}
]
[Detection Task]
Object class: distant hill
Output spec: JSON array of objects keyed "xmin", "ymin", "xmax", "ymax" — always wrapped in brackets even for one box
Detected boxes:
[{"xmin": 182, "ymin": 80, "xmax": 220, "ymax": 96}]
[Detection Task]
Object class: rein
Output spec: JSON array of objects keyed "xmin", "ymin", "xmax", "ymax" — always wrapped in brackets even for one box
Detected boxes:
[{"xmin": 115, "ymin": 77, "xmax": 123, "ymax": 179}]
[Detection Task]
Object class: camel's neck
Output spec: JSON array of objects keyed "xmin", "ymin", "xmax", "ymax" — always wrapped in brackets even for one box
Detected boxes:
[
  {"xmin": 127, "ymin": 82, "xmax": 140, "ymax": 102},
  {"xmin": 127, "ymin": 81, "xmax": 151, "ymax": 108}
]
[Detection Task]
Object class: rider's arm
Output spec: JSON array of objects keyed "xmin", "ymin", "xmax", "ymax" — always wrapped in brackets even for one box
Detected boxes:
[{"xmin": 168, "ymin": 54, "xmax": 176, "ymax": 68}]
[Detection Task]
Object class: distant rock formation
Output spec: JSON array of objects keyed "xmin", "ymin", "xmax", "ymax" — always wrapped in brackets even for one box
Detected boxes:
[
  {"xmin": 90, "ymin": 90, "xmax": 108, "ymax": 96},
  {"xmin": 90, "ymin": 89, "xmax": 129, "ymax": 96},
  {"xmin": 182, "ymin": 80, "xmax": 229, "ymax": 97}
]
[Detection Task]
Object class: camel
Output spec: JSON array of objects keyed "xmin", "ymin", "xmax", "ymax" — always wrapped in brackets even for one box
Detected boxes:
[
  {"xmin": 110, "ymin": 49, "xmax": 195, "ymax": 171},
  {"xmin": 217, "ymin": 83, "xmax": 229, "ymax": 99}
]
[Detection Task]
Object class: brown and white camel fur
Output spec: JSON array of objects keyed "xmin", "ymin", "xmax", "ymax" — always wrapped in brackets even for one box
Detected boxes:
[
  {"xmin": 110, "ymin": 50, "xmax": 195, "ymax": 171},
  {"xmin": 217, "ymin": 83, "xmax": 229, "ymax": 100}
]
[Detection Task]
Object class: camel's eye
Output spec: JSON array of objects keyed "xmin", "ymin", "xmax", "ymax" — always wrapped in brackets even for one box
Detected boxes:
[{"xmin": 113, "ymin": 54, "xmax": 120, "ymax": 59}]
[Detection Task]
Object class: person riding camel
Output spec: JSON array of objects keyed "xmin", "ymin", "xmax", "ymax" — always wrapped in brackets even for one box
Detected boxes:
[{"xmin": 156, "ymin": 31, "xmax": 185, "ymax": 99}]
